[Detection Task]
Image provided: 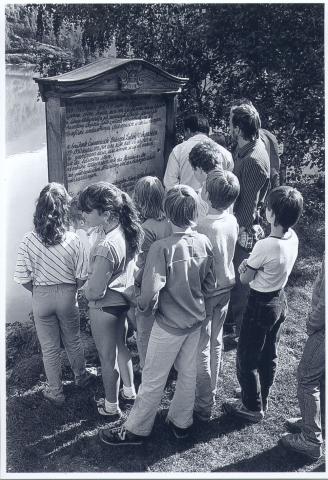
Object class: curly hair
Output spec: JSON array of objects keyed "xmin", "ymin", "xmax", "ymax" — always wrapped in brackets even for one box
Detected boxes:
[
  {"xmin": 189, "ymin": 140, "xmax": 225, "ymax": 173},
  {"xmin": 33, "ymin": 183, "xmax": 71, "ymax": 247},
  {"xmin": 79, "ymin": 181, "xmax": 143, "ymax": 258},
  {"xmin": 133, "ymin": 176, "xmax": 166, "ymax": 222}
]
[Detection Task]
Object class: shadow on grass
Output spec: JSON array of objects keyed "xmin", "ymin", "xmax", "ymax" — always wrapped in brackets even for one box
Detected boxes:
[{"xmin": 212, "ymin": 444, "xmax": 326, "ymax": 472}]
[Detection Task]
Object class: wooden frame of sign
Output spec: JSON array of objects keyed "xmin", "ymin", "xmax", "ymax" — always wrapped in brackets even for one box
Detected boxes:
[{"xmin": 34, "ymin": 58, "xmax": 188, "ymax": 195}]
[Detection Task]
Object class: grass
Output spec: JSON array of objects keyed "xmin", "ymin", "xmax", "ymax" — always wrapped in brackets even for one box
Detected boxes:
[{"xmin": 6, "ymin": 203, "xmax": 325, "ymax": 475}]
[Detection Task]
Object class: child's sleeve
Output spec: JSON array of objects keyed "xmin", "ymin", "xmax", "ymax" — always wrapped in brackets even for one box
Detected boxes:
[
  {"xmin": 202, "ymin": 253, "xmax": 217, "ymax": 298},
  {"xmin": 135, "ymin": 225, "xmax": 156, "ymax": 286},
  {"xmin": 246, "ymin": 239, "xmax": 266, "ymax": 271},
  {"xmin": 84, "ymin": 242, "xmax": 115, "ymax": 301},
  {"xmin": 137, "ymin": 241, "xmax": 167, "ymax": 314},
  {"xmin": 74, "ymin": 236, "xmax": 89, "ymax": 281},
  {"xmin": 14, "ymin": 236, "xmax": 33, "ymax": 284}
]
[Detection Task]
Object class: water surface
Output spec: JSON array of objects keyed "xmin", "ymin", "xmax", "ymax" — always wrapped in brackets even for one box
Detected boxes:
[{"xmin": 6, "ymin": 64, "xmax": 48, "ymax": 323}]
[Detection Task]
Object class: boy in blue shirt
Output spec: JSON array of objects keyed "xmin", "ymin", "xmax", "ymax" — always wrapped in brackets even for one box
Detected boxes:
[{"xmin": 223, "ymin": 186, "xmax": 303, "ymax": 422}]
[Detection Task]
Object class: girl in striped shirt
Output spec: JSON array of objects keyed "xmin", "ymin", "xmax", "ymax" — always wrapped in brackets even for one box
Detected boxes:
[
  {"xmin": 79, "ymin": 182, "xmax": 143, "ymax": 419},
  {"xmin": 14, "ymin": 183, "xmax": 91, "ymax": 406}
]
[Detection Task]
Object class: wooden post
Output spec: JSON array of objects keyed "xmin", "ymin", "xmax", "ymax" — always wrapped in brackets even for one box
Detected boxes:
[{"xmin": 45, "ymin": 97, "xmax": 67, "ymax": 186}]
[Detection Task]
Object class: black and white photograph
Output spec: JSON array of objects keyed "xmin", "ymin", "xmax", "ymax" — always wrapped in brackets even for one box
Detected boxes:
[{"xmin": 2, "ymin": 1, "xmax": 325, "ymax": 477}]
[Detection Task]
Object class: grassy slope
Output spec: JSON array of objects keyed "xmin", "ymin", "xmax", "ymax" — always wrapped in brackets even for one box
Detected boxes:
[{"xmin": 6, "ymin": 213, "xmax": 325, "ymax": 474}]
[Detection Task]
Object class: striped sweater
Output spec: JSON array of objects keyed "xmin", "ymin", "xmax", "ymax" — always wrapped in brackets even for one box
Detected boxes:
[
  {"xmin": 14, "ymin": 230, "xmax": 88, "ymax": 285},
  {"xmin": 233, "ymin": 139, "xmax": 270, "ymax": 229}
]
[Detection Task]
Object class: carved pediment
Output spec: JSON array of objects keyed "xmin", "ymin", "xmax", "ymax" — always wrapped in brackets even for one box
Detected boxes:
[{"xmin": 119, "ymin": 64, "xmax": 143, "ymax": 91}]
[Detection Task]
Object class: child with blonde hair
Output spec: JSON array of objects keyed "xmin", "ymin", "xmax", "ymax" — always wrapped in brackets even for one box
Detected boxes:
[
  {"xmin": 195, "ymin": 168, "xmax": 240, "ymax": 421},
  {"xmin": 100, "ymin": 185, "xmax": 216, "ymax": 446},
  {"xmin": 133, "ymin": 176, "xmax": 171, "ymax": 368}
]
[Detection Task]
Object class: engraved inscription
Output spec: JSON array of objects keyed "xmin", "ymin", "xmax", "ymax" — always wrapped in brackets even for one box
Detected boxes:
[{"xmin": 65, "ymin": 97, "xmax": 166, "ymax": 195}]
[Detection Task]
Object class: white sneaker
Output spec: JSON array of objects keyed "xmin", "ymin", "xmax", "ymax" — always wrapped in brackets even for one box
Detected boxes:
[
  {"xmin": 95, "ymin": 397, "xmax": 122, "ymax": 419},
  {"xmin": 119, "ymin": 389, "xmax": 136, "ymax": 403}
]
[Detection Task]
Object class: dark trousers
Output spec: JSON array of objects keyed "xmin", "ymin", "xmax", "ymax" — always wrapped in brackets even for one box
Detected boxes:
[
  {"xmin": 225, "ymin": 243, "xmax": 250, "ymax": 335},
  {"xmin": 237, "ymin": 288, "xmax": 287, "ymax": 412}
]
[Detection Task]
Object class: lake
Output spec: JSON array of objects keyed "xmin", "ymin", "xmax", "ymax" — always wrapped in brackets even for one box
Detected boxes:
[{"xmin": 6, "ymin": 64, "xmax": 48, "ymax": 323}]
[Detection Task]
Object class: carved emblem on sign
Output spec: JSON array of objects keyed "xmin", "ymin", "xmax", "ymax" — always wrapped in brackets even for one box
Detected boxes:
[{"xmin": 119, "ymin": 65, "xmax": 143, "ymax": 91}]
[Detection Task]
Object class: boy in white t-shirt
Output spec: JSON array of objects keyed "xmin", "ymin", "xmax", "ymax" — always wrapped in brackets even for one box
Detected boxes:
[{"xmin": 223, "ymin": 186, "xmax": 303, "ymax": 422}]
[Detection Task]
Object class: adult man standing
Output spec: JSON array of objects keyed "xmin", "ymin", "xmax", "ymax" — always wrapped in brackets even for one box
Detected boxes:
[
  {"xmin": 231, "ymin": 99, "xmax": 281, "ymax": 189},
  {"xmin": 227, "ymin": 104, "xmax": 270, "ymax": 337},
  {"xmin": 163, "ymin": 113, "xmax": 232, "ymax": 191},
  {"xmin": 280, "ymin": 257, "xmax": 325, "ymax": 461}
]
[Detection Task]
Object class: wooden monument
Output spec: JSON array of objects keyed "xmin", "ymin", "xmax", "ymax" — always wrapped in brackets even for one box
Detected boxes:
[{"xmin": 34, "ymin": 58, "xmax": 188, "ymax": 195}]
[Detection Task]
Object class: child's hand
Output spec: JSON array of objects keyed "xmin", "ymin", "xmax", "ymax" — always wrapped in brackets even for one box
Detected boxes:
[{"xmin": 238, "ymin": 259, "xmax": 248, "ymax": 275}]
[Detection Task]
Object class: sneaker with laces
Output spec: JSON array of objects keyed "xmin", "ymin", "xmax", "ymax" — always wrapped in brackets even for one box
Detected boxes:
[
  {"xmin": 279, "ymin": 433, "xmax": 322, "ymax": 460},
  {"xmin": 43, "ymin": 388, "xmax": 65, "ymax": 407},
  {"xmin": 95, "ymin": 398, "xmax": 122, "ymax": 419},
  {"xmin": 166, "ymin": 418, "xmax": 190, "ymax": 440},
  {"xmin": 119, "ymin": 389, "xmax": 136, "ymax": 403},
  {"xmin": 99, "ymin": 426, "xmax": 144, "ymax": 446},
  {"xmin": 222, "ymin": 399, "xmax": 264, "ymax": 423}
]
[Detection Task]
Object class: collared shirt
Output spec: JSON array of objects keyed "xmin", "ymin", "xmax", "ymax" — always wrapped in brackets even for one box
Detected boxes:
[
  {"xmin": 14, "ymin": 230, "xmax": 88, "ymax": 285},
  {"xmin": 233, "ymin": 139, "xmax": 270, "ymax": 229},
  {"xmin": 163, "ymin": 134, "xmax": 233, "ymax": 191},
  {"xmin": 233, "ymin": 129, "xmax": 280, "ymax": 181}
]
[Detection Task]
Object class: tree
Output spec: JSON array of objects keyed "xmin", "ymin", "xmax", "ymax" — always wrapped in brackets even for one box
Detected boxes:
[{"xmin": 18, "ymin": 3, "xmax": 324, "ymax": 177}]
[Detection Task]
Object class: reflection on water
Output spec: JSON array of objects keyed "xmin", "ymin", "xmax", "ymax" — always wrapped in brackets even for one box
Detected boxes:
[
  {"xmin": 6, "ymin": 64, "xmax": 46, "ymax": 155},
  {"xmin": 6, "ymin": 65, "xmax": 48, "ymax": 323}
]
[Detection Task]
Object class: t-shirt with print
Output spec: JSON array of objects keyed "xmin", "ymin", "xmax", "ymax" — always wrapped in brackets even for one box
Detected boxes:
[{"xmin": 247, "ymin": 229, "xmax": 299, "ymax": 292}]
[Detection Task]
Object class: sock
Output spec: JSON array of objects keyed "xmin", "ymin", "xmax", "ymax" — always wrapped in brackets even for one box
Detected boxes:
[
  {"xmin": 104, "ymin": 399, "xmax": 120, "ymax": 414},
  {"xmin": 123, "ymin": 384, "xmax": 136, "ymax": 399}
]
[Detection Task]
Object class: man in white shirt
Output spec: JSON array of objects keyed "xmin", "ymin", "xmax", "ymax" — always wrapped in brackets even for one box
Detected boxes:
[{"xmin": 163, "ymin": 114, "xmax": 232, "ymax": 191}]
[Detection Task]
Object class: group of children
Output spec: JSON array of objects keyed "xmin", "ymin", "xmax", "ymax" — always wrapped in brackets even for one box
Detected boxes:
[{"xmin": 14, "ymin": 148, "xmax": 304, "ymax": 449}]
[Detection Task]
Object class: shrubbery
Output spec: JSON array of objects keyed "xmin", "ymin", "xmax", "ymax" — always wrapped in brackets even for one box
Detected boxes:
[{"xmin": 6, "ymin": 4, "xmax": 324, "ymax": 181}]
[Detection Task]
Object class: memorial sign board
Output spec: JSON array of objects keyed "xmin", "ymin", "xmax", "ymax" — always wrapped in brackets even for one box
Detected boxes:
[{"xmin": 35, "ymin": 58, "xmax": 188, "ymax": 195}]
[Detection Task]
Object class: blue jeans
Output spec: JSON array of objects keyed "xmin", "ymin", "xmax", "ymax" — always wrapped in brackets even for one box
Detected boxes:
[
  {"xmin": 32, "ymin": 284, "xmax": 86, "ymax": 397},
  {"xmin": 297, "ymin": 330, "xmax": 325, "ymax": 445},
  {"xmin": 237, "ymin": 288, "xmax": 287, "ymax": 411}
]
